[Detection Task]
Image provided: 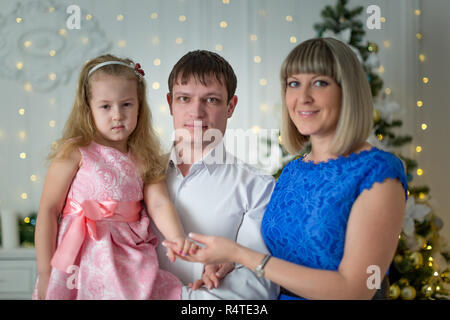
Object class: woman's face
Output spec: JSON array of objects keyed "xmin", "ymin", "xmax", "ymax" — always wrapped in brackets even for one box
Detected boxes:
[{"xmin": 285, "ymin": 73, "xmax": 342, "ymax": 140}]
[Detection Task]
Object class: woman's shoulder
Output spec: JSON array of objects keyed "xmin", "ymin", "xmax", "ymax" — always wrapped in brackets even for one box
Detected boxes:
[
  {"xmin": 360, "ymin": 145, "xmax": 405, "ymax": 171},
  {"xmin": 356, "ymin": 146, "xmax": 408, "ymax": 196}
]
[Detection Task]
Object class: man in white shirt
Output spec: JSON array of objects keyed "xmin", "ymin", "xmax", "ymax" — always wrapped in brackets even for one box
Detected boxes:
[{"xmin": 155, "ymin": 50, "xmax": 279, "ymax": 299}]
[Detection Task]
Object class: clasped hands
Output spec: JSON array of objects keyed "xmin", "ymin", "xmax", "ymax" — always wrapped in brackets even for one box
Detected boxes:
[{"xmin": 163, "ymin": 233, "xmax": 236, "ymax": 290}]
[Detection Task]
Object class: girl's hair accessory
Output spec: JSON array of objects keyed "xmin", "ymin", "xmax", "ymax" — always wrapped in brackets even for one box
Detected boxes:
[{"xmin": 88, "ymin": 61, "xmax": 145, "ymax": 78}]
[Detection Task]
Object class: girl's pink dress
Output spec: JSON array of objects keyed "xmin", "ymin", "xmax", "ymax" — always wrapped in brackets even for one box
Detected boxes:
[{"xmin": 33, "ymin": 142, "xmax": 182, "ymax": 299}]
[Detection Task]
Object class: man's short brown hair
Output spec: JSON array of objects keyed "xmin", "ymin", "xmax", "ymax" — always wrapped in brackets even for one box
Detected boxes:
[{"xmin": 168, "ymin": 50, "xmax": 237, "ymax": 102}]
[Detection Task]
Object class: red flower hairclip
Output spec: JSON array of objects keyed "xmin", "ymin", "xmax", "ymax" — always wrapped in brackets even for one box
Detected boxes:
[{"xmin": 135, "ymin": 63, "xmax": 145, "ymax": 77}]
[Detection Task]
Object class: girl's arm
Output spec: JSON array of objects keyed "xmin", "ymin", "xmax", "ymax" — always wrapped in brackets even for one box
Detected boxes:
[
  {"xmin": 34, "ymin": 149, "xmax": 80, "ymax": 298},
  {"xmin": 144, "ymin": 181, "xmax": 194, "ymax": 260},
  {"xmin": 180, "ymin": 178, "xmax": 406, "ymax": 299}
]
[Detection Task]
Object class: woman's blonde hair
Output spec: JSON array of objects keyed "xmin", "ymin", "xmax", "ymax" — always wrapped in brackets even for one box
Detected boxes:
[
  {"xmin": 280, "ymin": 37, "xmax": 373, "ymax": 156},
  {"xmin": 49, "ymin": 54, "xmax": 166, "ymax": 184}
]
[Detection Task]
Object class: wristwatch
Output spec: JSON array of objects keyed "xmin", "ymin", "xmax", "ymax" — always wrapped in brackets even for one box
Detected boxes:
[{"xmin": 254, "ymin": 254, "xmax": 272, "ymax": 278}]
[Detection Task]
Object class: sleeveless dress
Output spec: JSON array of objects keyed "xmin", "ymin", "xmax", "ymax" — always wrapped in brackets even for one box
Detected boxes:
[
  {"xmin": 261, "ymin": 148, "xmax": 408, "ymax": 300},
  {"xmin": 33, "ymin": 141, "xmax": 182, "ymax": 299}
]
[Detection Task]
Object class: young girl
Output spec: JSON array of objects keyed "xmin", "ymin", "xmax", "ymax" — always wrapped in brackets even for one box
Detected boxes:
[{"xmin": 33, "ymin": 54, "xmax": 197, "ymax": 300}]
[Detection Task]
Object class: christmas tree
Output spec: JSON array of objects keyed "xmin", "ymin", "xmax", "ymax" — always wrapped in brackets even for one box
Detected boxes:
[{"xmin": 266, "ymin": 0, "xmax": 449, "ymax": 299}]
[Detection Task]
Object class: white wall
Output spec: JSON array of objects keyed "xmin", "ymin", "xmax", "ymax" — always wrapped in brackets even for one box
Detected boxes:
[
  {"xmin": 0, "ymin": 0, "xmax": 448, "ymax": 240},
  {"xmin": 418, "ymin": 0, "xmax": 450, "ymax": 240}
]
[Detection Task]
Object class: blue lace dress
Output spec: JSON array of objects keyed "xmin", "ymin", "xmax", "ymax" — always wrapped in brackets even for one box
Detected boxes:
[{"xmin": 261, "ymin": 147, "xmax": 408, "ymax": 300}]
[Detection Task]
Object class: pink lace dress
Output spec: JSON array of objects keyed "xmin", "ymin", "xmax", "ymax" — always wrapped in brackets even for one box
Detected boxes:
[{"xmin": 33, "ymin": 141, "xmax": 182, "ymax": 299}]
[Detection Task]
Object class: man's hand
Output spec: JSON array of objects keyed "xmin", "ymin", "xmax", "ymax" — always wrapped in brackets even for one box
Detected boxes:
[{"xmin": 189, "ymin": 263, "xmax": 235, "ymax": 290}]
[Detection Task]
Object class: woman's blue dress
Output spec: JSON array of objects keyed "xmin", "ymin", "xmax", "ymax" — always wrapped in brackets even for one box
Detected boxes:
[{"xmin": 261, "ymin": 148, "xmax": 408, "ymax": 299}]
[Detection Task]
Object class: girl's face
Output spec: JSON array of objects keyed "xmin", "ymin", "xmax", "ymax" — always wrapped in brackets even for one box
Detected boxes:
[
  {"xmin": 285, "ymin": 73, "xmax": 342, "ymax": 141},
  {"xmin": 89, "ymin": 74, "xmax": 139, "ymax": 153}
]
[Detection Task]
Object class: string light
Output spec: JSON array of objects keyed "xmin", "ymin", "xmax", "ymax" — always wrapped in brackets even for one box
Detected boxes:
[
  {"xmin": 417, "ymin": 168, "xmax": 423, "ymax": 176},
  {"xmin": 259, "ymin": 78, "xmax": 267, "ymax": 86},
  {"xmin": 252, "ymin": 125, "xmax": 261, "ymax": 134},
  {"xmin": 416, "ymin": 146, "xmax": 422, "ymax": 153},
  {"xmin": 220, "ymin": 21, "xmax": 228, "ymax": 28},
  {"xmin": 286, "ymin": 15, "xmax": 293, "ymax": 22},
  {"xmin": 152, "ymin": 36, "xmax": 160, "ymax": 46},
  {"xmin": 423, "ymin": 77, "xmax": 429, "ymax": 84},
  {"xmin": 24, "ymin": 82, "xmax": 32, "ymax": 92},
  {"xmin": 153, "ymin": 59, "xmax": 161, "ymax": 66},
  {"xmin": 16, "ymin": 17, "xmax": 22, "ymax": 23},
  {"xmin": 417, "ymin": 100, "xmax": 423, "ymax": 108},
  {"xmin": 150, "ymin": 13, "xmax": 158, "ymax": 19},
  {"xmin": 18, "ymin": 108, "xmax": 25, "ymax": 115},
  {"xmin": 259, "ymin": 103, "xmax": 269, "ymax": 112},
  {"xmin": 250, "ymin": 34, "xmax": 258, "ymax": 41},
  {"xmin": 421, "ymin": 123, "xmax": 427, "ymax": 130},
  {"xmin": 152, "ymin": 82, "xmax": 160, "ymax": 90},
  {"xmin": 254, "ymin": 56, "xmax": 262, "ymax": 63},
  {"xmin": 159, "ymin": 105, "xmax": 168, "ymax": 114},
  {"xmin": 20, "ymin": 193, "xmax": 28, "ymax": 200},
  {"xmin": 19, "ymin": 152, "xmax": 27, "ymax": 159},
  {"xmin": 116, "ymin": 14, "xmax": 124, "ymax": 21},
  {"xmin": 215, "ymin": 44, "xmax": 223, "ymax": 51},
  {"xmin": 179, "ymin": 15, "xmax": 186, "ymax": 22}
]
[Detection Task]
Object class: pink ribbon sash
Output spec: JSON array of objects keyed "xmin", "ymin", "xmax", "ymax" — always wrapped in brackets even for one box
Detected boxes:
[{"xmin": 51, "ymin": 198, "xmax": 142, "ymax": 272}]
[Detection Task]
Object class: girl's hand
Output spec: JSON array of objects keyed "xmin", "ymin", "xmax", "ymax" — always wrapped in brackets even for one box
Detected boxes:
[
  {"xmin": 37, "ymin": 273, "xmax": 50, "ymax": 300},
  {"xmin": 164, "ymin": 236, "xmax": 199, "ymax": 262},
  {"xmin": 164, "ymin": 233, "xmax": 238, "ymax": 265},
  {"xmin": 189, "ymin": 263, "xmax": 235, "ymax": 290}
]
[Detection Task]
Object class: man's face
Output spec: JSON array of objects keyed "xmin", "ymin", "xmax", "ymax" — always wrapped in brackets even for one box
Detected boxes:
[{"xmin": 167, "ymin": 74, "xmax": 237, "ymax": 149}]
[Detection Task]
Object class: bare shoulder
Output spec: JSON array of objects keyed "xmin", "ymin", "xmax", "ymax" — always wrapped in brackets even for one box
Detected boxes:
[{"xmin": 50, "ymin": 147, "xmax": 82, "ymax": 173}]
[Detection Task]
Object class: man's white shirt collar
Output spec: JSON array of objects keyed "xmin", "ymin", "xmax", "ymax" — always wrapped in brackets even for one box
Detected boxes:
[{"xmin": 167, "ymin": 140, "xmax": 232, "ymax": 176}]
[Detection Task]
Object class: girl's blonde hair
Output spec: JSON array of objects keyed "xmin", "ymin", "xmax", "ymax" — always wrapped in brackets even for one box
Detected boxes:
[
  {"xmin": 49, "ymin": 54, "xmax": 166, "ymax": 184},
  {"xmin": 280, "ymin": 37, "xmax": 373, "ymax": 156}
]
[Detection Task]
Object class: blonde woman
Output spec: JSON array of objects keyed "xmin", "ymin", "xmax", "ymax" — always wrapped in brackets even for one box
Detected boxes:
[
  {"xmin": 34, "ymin": 54, "xmax": 196, "ymax": 300},
  {"xmin": 167, "ymin": 38, "xmax": 408, "ymax": 300}
]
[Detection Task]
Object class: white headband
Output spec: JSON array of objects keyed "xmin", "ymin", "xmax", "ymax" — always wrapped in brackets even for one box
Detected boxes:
[{"xmin": 88, "ymin": 61, "xmax": 145, "ymax": 78}]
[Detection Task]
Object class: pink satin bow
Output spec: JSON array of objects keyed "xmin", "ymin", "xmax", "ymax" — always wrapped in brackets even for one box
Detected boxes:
[{"xmin": 51, "ymin": 198, "xmax": 141, "ymax": 272}]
